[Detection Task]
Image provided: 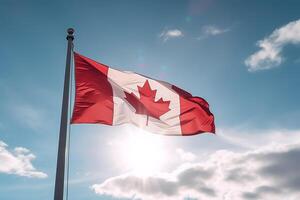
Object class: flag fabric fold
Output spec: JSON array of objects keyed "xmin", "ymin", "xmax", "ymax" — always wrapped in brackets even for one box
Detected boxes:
[{"xmin": 71, "ymin": 52, "xmax": 215, "ymax": 136}]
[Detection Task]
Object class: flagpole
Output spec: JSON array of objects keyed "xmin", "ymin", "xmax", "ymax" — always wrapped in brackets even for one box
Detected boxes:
[{"xmin": 54, "ymin": 28, "xmax": 74, "ymax": 200}]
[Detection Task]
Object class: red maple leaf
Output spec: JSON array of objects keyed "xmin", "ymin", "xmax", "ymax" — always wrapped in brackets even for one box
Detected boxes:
[{"xmin": 124, "ymin": 80, "xmax": 170, "ymax": 123}]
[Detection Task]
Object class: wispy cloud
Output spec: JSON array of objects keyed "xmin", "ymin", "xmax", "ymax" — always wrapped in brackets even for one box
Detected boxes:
[
  {"xmin": 203, "ymin": 25, "xmax": 230, "ymax": 36},
  {"xmin": 176, "ymin": 148, "xmax": 196, "ymax": 162},
  {"xmin": 218, "ymin": 128, "xmax": 300, "ymax": 149},
  {"xmin": 91, "ymin": 129, "xmax": 300, "ymax": 200},
  {"xmin": 295, "ymin": 57, "xmax": 300, "ymax": 63},
  {"xmin": 10, "ymin": 104, "xmax": 46, "ymax": 132},
  {"xmin": 245, "ymin": 19, "xmax": 300, "ymax": 72},
  {"xmin": 0, "ymin": 140, "xmax": 47, "ymax": 178},
  {"xmin": 159, "ymin": 29, "xmax": 184, "ymax": 42},
  {"xmin": 197, "ymin": 25, "xmax": 230, "ymax": 40}
]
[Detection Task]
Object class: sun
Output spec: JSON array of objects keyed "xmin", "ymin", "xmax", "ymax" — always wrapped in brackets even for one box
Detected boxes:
[{"xmin": 116, "ymin": 126, "xmax": 166, "ymax": 176}]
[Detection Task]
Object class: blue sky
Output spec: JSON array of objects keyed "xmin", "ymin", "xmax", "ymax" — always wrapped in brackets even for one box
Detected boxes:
[{"xmin": 1, "ymin": 0, "xmax": 300, "ymax": 200}]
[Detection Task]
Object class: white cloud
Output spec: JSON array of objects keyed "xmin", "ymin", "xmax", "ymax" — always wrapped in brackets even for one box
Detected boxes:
[
  {"xmin": 245, "ymin": 19, "xmax": 300, "ymax": 72},
  {"xmin": 91, "ymin": 129, "xmax": 300, "ymax": 200},
  {"xmin": 197, "ymin": 25, "xmax": 230, "ymax": 40},
  {"xmin": 160, "ymin": 29, "xmax": 184, "ymax": 42},
  {"xmin": 176, "ymin": 148, "xmax": 196, "ymax": 162},
  {"xmin": 0, "ymin": 140, "xmax": 47, "ymax": 178},
  {"xmin": 203, "ymin": 25, "xmax": 230, "ymax": 36}
]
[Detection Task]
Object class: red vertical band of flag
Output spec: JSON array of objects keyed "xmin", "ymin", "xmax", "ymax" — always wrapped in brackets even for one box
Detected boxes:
[
  {"xmin": 71, "ymin": 53, "xmax": 114, "ymax": 125},
  {"xmin": 172, "ymin": 85, "xmax": 215, "ymax": 135}
]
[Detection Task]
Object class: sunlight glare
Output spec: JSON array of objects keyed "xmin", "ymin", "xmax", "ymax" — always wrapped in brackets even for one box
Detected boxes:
[{"xmin": 118, "ymin": 128, "xmax": 166, "ymax": 176}]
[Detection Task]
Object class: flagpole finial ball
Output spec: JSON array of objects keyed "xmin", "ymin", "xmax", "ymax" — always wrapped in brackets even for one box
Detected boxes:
[
  {"xmin": 66, "ymin": 28, "xmax": 74, "ymax": 40},
  {"xmin": 67, "ymin": 28, "xmax": 74, "ymax": 35}
]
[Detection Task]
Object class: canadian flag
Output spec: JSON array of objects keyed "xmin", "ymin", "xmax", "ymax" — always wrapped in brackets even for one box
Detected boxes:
[{"xmin": 71, "ymin": 53, "xmax": 215, "ymax": 136}]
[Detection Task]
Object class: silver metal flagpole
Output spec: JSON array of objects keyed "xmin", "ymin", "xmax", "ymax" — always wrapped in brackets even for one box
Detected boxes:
[{"xmin": 54, "ymin": 28, "xmax": 74, "ymax": 200}]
